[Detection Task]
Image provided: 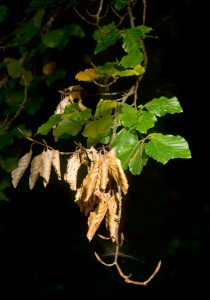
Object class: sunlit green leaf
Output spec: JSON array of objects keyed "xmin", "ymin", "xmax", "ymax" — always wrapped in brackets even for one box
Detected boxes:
[
  {"xmin": 54, "ymin": 108, "xmax": 91, "ymax": 137},
  {"xmin": 122, "ymin": 26, "xmax": 143, "ymax": 53},
  {"xmin": 94, "ymin": 99, "xmax": 118, "ymax": 118},
  {"xmin": 112, "ymin": 128, "xmax": 138, "ymax": 169},
  {"xmin": 119, "ymin": 103, "xmax": 138, "ymax": 128},
  {"xmin": 128, "ymin": 142, "xmax": 148, "ymax": 175},
  {"xmin": 33, "ymin": 8, "xmax": 45, "ymax": 28},
  {"xmin": 82, "ymin": 116, "xmax": 113, "ymax": 146},
  {"xmin": 37, "ymin": 114, "xmax": 62, "ymax": 135},
  {"xmin": 135, "ymin": 111, "xmax": 157, "ymax": 134},
  {"xmin": 120, "ymin": 49, "xmax": 144, "ymax": 68},
  {"xmin": 0, "ymin": 5, "xmax": 8, "ymax": 22},
  {"xmin": 145, "ymin": 96, "xmax": 183, "ymax": 117},
  {"xmin": 145, "ymin": 133, "xmax": 191, "ymax": 164},
  {"xmin": 93, "ymin": 22, "xmax": 121, "ymax": 54},
  {"xmin": 42, "ymin": 29, "xmax": 64, "ymax": 48}
]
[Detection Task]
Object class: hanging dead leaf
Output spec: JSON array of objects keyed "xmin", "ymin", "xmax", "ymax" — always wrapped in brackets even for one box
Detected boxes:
[
  {"xmin": 54, "ymin": 96, "xmax": 72, "ymax": 114},
  {"xmin": 78, "ymin": 99, "xmax": 87, "ymax": 111},
  {"xmin": 64, "ymin": 152, "xmax": 81, "ymax": 190},
  {"xmin": 52, "ymin": 149, "xmax": 61, "ymax": 180},
  {"xmin": 82, "ymin": 155, "xmax": 99, "ymax": 201},
  {"xmin": 107, "ymin": 194, "xmax": 119, "ymax": 243},
  {"xmin": 100, "ymin": 154, "xmax": 109, "ymax": 191},
  {"xmin": 116, "ymin": 157, "xmax": 129, "ymax": 195},
  {"xmin": 75, "ymin": 68, "xmax": 100, "ymax": 82},
  {"xmin": 29, "ymin": 154, "xmax": 43, "ymax": 190},
  {"xmin": 11, "ymin": 150, "xmax": 32, "ymax": 188},
  {"xmin": 40, "ymin": 149, "xmax": 53, "ymax": 187},
  {"xmin": 87, "ymin": 200, "xmax": 108, "ymax": 241}
]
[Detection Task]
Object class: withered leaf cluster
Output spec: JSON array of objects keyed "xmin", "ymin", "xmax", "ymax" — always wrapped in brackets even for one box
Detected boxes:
[{"xmin": 11, "ymin": 146, "xmax": 129, "ymax": 242}]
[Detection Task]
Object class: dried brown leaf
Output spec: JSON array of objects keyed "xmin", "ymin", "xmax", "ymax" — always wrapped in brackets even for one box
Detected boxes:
[
  {"xmin": 116, "ymin": 158, "xmax": 129, "ymax": 195},
  {"xmin": 100, "ymin": 154, "xmax": 109, "ymax": 191},
  {"xmin": 11, "ymin": 150, "xmax": 32, "ymax": 188},
  {"xmin": 87, "ymin": 200, "xmax": 108, "ymax": 241},
  {"xmin": 82, "ymin": 155, "xmax": 99, "ymax": 201},
  {"xmin": 64, "ymin": 152, "xmax": 81, "ymax": 190},
  {"xmin": 29, "ymin": 154, "xmax": 43, "ymax": 190},
  {"xmin": 54, "ymin": 96, "xmax": 72, "ymax": 115},
  {"xmin": 40, "ymin": 149, "xmax": 53, "ymax": 187},
  {"xmin": 52, "ymin": 150, "xmax": 61, "ymax": 180},
  {"xmin": 107, "ymin": 194, "xmax": 119, "ymax": 243}
]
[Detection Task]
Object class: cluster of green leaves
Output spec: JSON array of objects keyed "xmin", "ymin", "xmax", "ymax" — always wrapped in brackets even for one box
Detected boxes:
[{"xmin": 37, "ymin": 95, "xmax": 191, "ymax": 175}]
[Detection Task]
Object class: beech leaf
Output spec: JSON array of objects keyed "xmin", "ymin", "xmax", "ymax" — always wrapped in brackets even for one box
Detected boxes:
[
  {"xmin": 29, "ymin": 154, "xmax": 43, "ymax": 190},
  {"xmin": 11, "ymin": 150, "xmax": 32, "ymax": 188}
]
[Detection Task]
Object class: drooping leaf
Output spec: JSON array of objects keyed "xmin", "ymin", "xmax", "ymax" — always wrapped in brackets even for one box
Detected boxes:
[
  {"xmin": 128, "ymin": 142, "xmax": 148, "ymax": 175},
  {"xmin": 37, "ymin": 114, "xmax": 62, "ymax": 135},
  {"xmin": 39, "ymin": 149, "xmax": 53, "ymax": 187},
  {"xmin": 112, "ymin": 128, "xmax": 138, "ymax": 169},
  {"xmin": 64, "ymin": 152, "xmax": 81, "ymax": 190},
  {"xmin": 33, "ymin": 8, "xmax": 45, "ymax": 28},
  {"xmin": 145, "ymin": 96, "xmax": 183, "ymax": 117},
  {"xmin": 0, "ymin": 5, "xmax": 8, "ymax": 22},
  {"xmin": 82, "ymin": 116, "xmax": 113, "ymax": 146},
  {"xmin": 93, "ymin": 22, "xmax": 121, "ymax": 54},
  {"xmin": 145, "ymin": 133, "xmax": 191, "ymax": 164},
  {"xmin": 42, "ymin": 29, "xmax": 64, "ymax": 48},
  {"xmin": 29, "ymin": 154, "xmax": 42, "ymax": 190},
  {"xmin": 111, "ymin": 64, "xmax": 145, "ymax": 77},
  {"xmin": 52, "ymin": 150, "xmax": 61, "ymax": 180},
  {"xmin": 94, "ymin": 99, "xmax": 118, "ymax": 118},
  {"xmin": 120, "ymin": 49, "xmax": 144, "ymax": 68},
  {"xmin": 107, "ymin": 194, "xmax": 118, "ymax": 242},
  {"xmin": 87, "ymin": 201, "xmax": 108, "ymax": 241},
  {"xmin": 11, "ymin": 150, "xmax": 32, "ymax": 188}
]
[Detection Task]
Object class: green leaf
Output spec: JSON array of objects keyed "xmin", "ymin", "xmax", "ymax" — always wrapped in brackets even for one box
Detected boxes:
[
  {"xmin": 42, "ymin": 29, "xmax": 64, "ymax": 48},
  {"xmin": 135, "ymin": 111, "xmax": 157, "ymax": 134},
  {"xmin": 94, "ymin": 99, "xmax": 118, "ymax": 118},
  {"xmin": 138, "ymin": 25, "xmax": 153, "ymax": 35},
  {"xmin": 93, "ymin": 22, "xmax": 121, "ymax": 54},
  {"xmin": 122, "ymin": 26, "xmax": 143, "ymax": 53},
  {"xmin": 33, "ymin": 8, "xmax": 45, "ymax": 28},
  {"xmin": 0, "ymin": 133, "xmax": 13, "ymax": 150},
  {"xmin": 37, "ymin": 114, "xmax": 62, "ymax": 135},
  {"xmin": 5, "ymin": 89, "xmax": 24, "ymax": 106},
  {"xmin": 0, "ymin": 190, "xmax": 9, "ymax": 201},
  {"xmin": 145, "ymin": 96, "xmax": 183, "ymax": 117},
  {"xmin": 145, "ymin": 133, "xmax": 191, "ymax": 164},
  {"xmin": 7, "ymin": 60, "xmax": 22, "ymax": 78},
  {"xmin": 54, "ymin": 108, "xmax": 91, "ymax": 137},
  {"xmin": 0, "ymin": 5, "xmax": 8, "ymax": 22},
  {"xmin": 25, "ymin": 96, "xmax": 44, "ymax": 115},
  {"xmin": 46, "ymin": 69, "xmax": 66, "ymax": 84},
  {"xmin": 111, "ymin": 0, "xmax": 129, "ymax": 11},
  {"xmin": 112, "ymin": 64, "xmax": 145, "ymax": 77},
  {"xmin": 128, "ymin": 142, "xmax": 148, "ymax": 175},
  {"xmin": 82, "ymin": 116, "xmax": 113, "ymax": 146},
  {"xmin": 11, "ymin": 21, "xmax": 39, "ymax": 44},
  {"xmin": 112, "ymin": 128, "xmax": 138, "ymax": 169},
  {"xmin": 0, "ymin": 157, "xmax": 18, "ymax": 173},
  {"xmin": 119, "ymin": 104, "xmax": 156, "ymax": 133},
  {"xmin": 63, "ymin": 23, "xmax": 85, "ymax": 38},
  {"xmin": 120, "ymin": 49, "xmax": 144, "ymax": 68}
]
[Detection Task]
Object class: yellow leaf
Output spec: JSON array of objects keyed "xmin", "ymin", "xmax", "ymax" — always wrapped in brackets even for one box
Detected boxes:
[
  {"xmin": 42, "ymin": 61, "xmax": 57, "ymax": 75},
  {"xmin": 87, "ymin": 201, "xmax": 108, "ymax": 241},
  {"xmin": 11, "ymin": 150, "xmax": 32, "ymax": 188},
  {"xmin": 29, "ymin": 154, "xmax": 42, "ymax": 190},
  {"xmin": 75, "ymin": 68, "xmax": 100, "ymax": 82}
]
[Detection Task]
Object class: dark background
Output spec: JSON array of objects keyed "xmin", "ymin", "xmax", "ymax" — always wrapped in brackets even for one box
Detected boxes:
[{"xmin": 0, "ymin": 0, "xmax": 207, "ymax": 299}]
